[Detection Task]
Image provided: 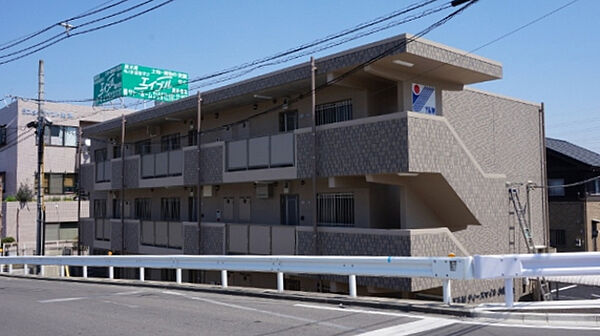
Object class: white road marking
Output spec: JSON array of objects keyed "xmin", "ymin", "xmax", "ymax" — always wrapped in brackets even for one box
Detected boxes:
[
  {"xmin": 296, "ymin": 303, "xmax": 600, "ymax": 331},
  {"xmin": 356, "ymin": 318, "xmax": 455, "ymax": 336},
  {"xmin": 101, "ymin": 300, "xmax": 139, "ymax": 309},
  {"xmin": 591, "ymin": 293, "xmax": 600, "ymax": 298},
  {"xmin": 39, "ymin": 297, "xmax": 87, "ymax": 303},
  {"xmin": 550, "ymin": 284, "xmax": 577, "ymax": 293},
  {"xmin": 294, "ymin": 303, "xmax": 416, "ymax": 318},
  {"xmin": 161, "ymin": 290, "xmax": 357, "ymax": 331},
  {"xmin": 38, "ymin": 290, "xmax": 145, "ymax": 304}
]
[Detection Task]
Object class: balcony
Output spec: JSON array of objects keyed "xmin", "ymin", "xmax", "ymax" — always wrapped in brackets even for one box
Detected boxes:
[
  {"xmin": 140, "ymin": 221, "xmax": 183, "ymax": 249},
  {"xmin": 141, "ymin": 149, "xmax": 183, "ymax": 179},
  {"xmin": 94, "ymin": 218, "xmax": 110, "ymax": 241},
  {"xmin": 226, "ymin": 132, "xmax": 295, "ymax": 170}
]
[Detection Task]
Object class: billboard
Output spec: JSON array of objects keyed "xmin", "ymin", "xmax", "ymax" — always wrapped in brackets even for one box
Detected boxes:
[
  {"xmin": 412, "ymin": 83, "xmax": 436, "ymax": 115},
  {"xmin": 93, "ymin": 64, "xmax": 188, "ymax": 105}
]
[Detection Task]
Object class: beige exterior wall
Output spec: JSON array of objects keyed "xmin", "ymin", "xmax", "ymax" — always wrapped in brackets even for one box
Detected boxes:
[{"xmin": 585, "ymin": 201, "xmax": 600, "ymax": 251}]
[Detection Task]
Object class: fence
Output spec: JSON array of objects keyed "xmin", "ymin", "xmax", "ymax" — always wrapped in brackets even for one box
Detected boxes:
[{"xmin": 1, "ymin": 252, "xmax": 600, "ymax": 307}]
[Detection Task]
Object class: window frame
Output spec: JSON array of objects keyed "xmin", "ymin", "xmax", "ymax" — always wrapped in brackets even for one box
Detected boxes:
[
  {"xmin": 44, "ymin": 125, "xmax": 78, "ymax": 147},
  {"xmin": 315, "ymin": 99, "xmax": 353, "ymax": 126}
]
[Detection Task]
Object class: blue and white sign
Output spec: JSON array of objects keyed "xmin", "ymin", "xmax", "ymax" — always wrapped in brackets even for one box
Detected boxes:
[{"xmin": 412, "ymin": 83, "xmax": 436, "ymax": 115}]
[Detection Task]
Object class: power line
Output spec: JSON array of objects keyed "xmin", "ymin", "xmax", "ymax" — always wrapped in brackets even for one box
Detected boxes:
[
  {"xmin": 20, "ymin": 0, "xmax": 452, "ymax": 104},
  {"xmin": 0, "ymin": 0, "xmax": 174, "ymax": 66},
  {"xmin": 0, "ymin": 0, "xmax": 131, "ymax": 52}
]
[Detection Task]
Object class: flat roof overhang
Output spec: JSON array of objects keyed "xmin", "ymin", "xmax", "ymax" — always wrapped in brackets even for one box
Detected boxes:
[{"xmin": 84, "ymin": 33, "xmax": 502, "ymax": 138}]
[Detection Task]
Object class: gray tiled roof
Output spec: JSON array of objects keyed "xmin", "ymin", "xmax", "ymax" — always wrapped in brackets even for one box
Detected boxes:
[{"xmin": 546, "ymin": 137, "xmax": 600, "ymax": 167}]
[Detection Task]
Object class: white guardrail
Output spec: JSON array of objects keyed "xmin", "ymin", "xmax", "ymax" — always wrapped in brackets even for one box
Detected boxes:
[{"xmin": 1, "ymin": 252, "xmax": 599, "ymax": 307}]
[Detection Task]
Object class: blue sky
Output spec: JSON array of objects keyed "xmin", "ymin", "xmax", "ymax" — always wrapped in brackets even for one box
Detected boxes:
[{"xmin": 0, "ymin": 0, "xmax": 597, "ymax": 151}]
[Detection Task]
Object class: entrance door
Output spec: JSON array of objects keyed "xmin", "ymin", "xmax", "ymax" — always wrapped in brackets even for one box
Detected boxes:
[{"xmin": 280, "ymin": 195, "xmax": 299, "ymax": 226}]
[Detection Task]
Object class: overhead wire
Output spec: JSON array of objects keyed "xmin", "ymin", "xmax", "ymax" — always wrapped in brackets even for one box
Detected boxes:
[
  {"xmin": 0, "ymin": 0, "xmax": 174, "ymax": 66},
  {"xmin": 18, "ymin": 0, "xmax": 448, "ymax": 103},
  {"xmin": 0, "ymin": 0, "xmax": 131, "ymax": 53}
]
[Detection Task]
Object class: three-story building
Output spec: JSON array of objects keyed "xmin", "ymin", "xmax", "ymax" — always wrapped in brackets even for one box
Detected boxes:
[{"xmin": 79, "ymin": 34, "xmax": 548, "ymax": 303}]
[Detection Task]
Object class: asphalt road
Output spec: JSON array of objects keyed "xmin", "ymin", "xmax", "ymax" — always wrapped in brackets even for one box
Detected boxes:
[{"xmin": 0, "ymin": 277, "xmax": 599, "ymax": 336}]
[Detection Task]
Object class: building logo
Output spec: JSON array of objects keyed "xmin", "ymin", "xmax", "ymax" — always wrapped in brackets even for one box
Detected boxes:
[{"xmin": 412, "ymin": 83, "xmax": 436, "ymax": 115}]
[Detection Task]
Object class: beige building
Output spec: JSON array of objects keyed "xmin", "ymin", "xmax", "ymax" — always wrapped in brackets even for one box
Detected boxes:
[
  {"xmin": 0, "ymin": 98, "xmax": 130, "ymax": 253},
  {"xmin": 79, "ymin": 34, "xmax": 548, "ymax": 303}
]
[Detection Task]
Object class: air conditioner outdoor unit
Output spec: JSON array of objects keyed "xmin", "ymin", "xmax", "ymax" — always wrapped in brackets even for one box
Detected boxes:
[
  {"xmin": 575, "ymin": 238, "xmax": 583, "ymax": 247},
  {"xmin": 147, "ymin": 125, "xmax": 160, "ymax": 137},
  {"xmin": 202, "ymin": 185, "xmax": 214, "ymax": 197}
]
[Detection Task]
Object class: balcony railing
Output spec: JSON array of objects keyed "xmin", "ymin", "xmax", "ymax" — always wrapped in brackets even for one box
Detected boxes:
[
  {"xmin": 95, "ymin": 161, "xmax": 111, "ymax": 183},
  {"xmin": 141, "ymin": 150, "xmax": 183, "ymax": 179},
  {"xmin": 226, "ymin": 133, "xmax": 294, "ymax": 171},
  {"xmin": 140, "ymin": 220, "xmax": 182, "ymax": 248}
]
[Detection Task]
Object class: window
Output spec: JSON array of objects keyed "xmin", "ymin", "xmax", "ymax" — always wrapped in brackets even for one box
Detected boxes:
[
  {"xmin": 161, "ymin": 133, "xmax": 181, "ymax": 152},
  {"xmin": 317, "ymin": 192, "xmax": 354, "ymax": 227},
  {"xmin": 550, "ymin": 229, "xmax": 566, "ymax": 246},
  {"xmin": 316, "ymin": 99, "xmax": 352, "ymax": 126},
  {"xmin": 134, "ymin": 198, "xmax": 152, "ymax": 220},
  {"xmin": 93, "ymin": 199, "xmax": 107, "ymax": 218},
  {"xmin": 44, "ymin": 125, "xmax": 78, "ymax": 147},
  {"xmin": 589, "ymin": 179, "xmax": 600, "ymax": 195},
  {"xmin": 0, "ymin": 125, "xmax": 6, "ymax": 146},
  {"xmin": 548, "ymin": 178, "xmax": 565, "ymax": 197},
  {"xmin": 95, "ymin": 148, "xmax": 107, "ymax": 163},
  {"xmin": 188, "ymin": 197, "xmax": 198, "ymax": 222},
  {"xmin": 112, "ymin": 198, "xmax": 121, "ymax": 219},
  {"xmin": 279, "ymin": 110, "xmax": 298, "ymax": 132},
  {"xmin": 160, "ymin": 197, "xmax": 180, "ymax": 221},
  {"xmin": 188, "ymin": 129, "xmax": 198, "ymax": 147},
  {"xmin": 113, "ymin": 145, "xmax": 121, "ymax": 159},
  {"xmin": 135, "ymin": 139, "xmax": 152, "ymax": 155},
  {"xmin": 38, "ymin": 173, "xmax": 76, "ymax": 194}
]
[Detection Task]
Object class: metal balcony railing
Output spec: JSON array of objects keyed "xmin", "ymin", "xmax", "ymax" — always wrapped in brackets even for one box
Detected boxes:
[{"xmin": 141, "ymin": 150, "xmax": 183, "ymax": 179}]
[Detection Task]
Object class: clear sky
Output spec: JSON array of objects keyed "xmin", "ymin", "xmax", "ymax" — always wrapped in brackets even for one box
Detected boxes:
[{"xmin": 0, "ymin": 0, "xmax": 597, "ymax": 151}]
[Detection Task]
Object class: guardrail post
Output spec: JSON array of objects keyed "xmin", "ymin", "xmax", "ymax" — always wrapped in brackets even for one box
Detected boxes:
[
  {"xmin": 83, "ymin": 266, "xmax": 88, "ymax": 278},
  {"xmin": 176, "ymin": 268, "xmax": 182, "ymax": 284},
  {"xmin": 60, "ymin": 265, "xmax": 65, "ymax": 277},
  {"xmin": 349, "ymin": 274, "xmax": 357, "ymax": 298},
  {"xmin": 139, "ymin": 267, "xmax": 145, "ymax": 281},
  {"xmin": 8, "ymin": 264, "xmax": 12, "ymax": 274},
  {"xmin": 277, "ymin": 272, "xmax": 284, "ymax": 293},
  {"xmin": 24, "ymin": 264, "xmax": 28, "ymax": 275},
  {"xmin": 221, "ymin": 270, "xmax": 228, "ymax": 288},
  {"xmin": 504, "ymin": 278, "xmax": 514, "ymax": 308},
  {"xmin": 0, "ymin": 264, "xmax": 4, "ymax": 273},
  {"xmin": 40, "ymin": 265, "xmax": 45, "ymax": 277},
  {"xmin": 109, "ymin": 266, "xmax": 114, "ymax": 280},
  {"xmin": 443, "ymin": 279, "xmax": 451, "ymax": 305}
]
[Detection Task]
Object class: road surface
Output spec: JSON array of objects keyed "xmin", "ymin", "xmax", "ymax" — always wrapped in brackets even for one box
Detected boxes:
[{"xmin": 0, "ymin": 277, "xmax": 598, "ymax": 335}]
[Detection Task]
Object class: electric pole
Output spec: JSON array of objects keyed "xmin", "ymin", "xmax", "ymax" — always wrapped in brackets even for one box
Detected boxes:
[
  {"xmin": 120, "ymin": 114, "xmax": 126, "ymax": 255},
  {"xmin": 35, "ymin": 60, "xmax": 46, "ymax": 257}
]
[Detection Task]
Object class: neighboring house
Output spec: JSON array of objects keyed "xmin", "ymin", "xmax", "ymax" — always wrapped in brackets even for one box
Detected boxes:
[
  {"xmin": 0, "ymin": 97, "xmax": 131, "ymax": 253},
  {"xmin": 79, "ymin": 34, "xmax": 547, "ymax": 303},
  {"xmin": 546, "ymin": 137, "xmax": 600, "ymax": 252}
]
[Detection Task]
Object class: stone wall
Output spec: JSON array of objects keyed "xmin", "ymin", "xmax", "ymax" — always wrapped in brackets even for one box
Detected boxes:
[
  {"xmin": 296, "ymin": 116, "xmax": 408, "ymax": 178},
  {"xmin": 183, "ymin": 146, "xmax": 224, "ymax": 185}
]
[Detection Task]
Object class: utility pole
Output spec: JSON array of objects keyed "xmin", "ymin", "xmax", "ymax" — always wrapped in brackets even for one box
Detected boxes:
[
  {"xmin": 310, "ymin": 57, "xmax": 318, "ymax": 256},
  {"xmin": 196, "ymin": 92, "xmax": 202, "ymax": 253},
  {"xmin": 35, "ymin": 60, "xmax": 46, "ymax": 257},
  {"xmin": 120, "ymin": 114, "xmax": 126, "ymax": 255},
  {"xmin": 76, "ymin": 127, "xmax": 82, "ymax": 255}
]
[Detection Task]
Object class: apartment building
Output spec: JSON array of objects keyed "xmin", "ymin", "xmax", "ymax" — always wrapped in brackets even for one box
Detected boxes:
[
  {"xmin": 79, "ymin": 34, "xmax": 547, "ymax": 303},
  {"xmin": 546, "ymin": 137, "xmax": 600, "ymax": 252},
  {"xmin": 0, "ymin": 98, "xmax": 130, "ymax": 253}
]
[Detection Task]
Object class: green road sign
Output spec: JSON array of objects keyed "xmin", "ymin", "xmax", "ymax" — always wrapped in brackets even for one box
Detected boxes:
[{"xmin": 93, "ymin": 64, "xmax": 188, "ymax": 106}]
